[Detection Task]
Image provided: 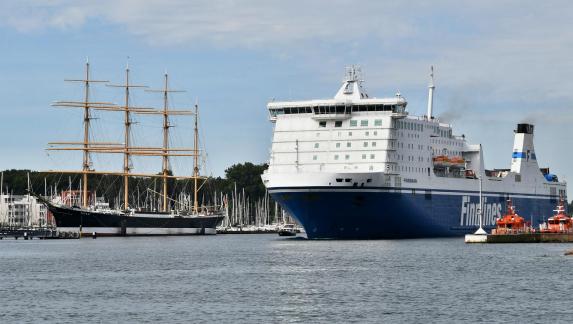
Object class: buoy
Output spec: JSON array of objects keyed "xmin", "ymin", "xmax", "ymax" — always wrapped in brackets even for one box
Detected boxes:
[{"xmin": 92, "ymin": 232, "xmax": 97, "ymax": 239}]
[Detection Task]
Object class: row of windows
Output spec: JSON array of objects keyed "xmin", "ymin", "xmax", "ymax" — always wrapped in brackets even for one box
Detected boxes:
[
  {"xmin": 395, "ymin": 120, "xmax": 455, "ymax": 139},
  {"xmin": 316, "ymin": 130, "xmax": 380, "ymax": 137},
  {"xmin": 319, "ymin": 119, "xmax": 383, "ymax": 128},
  {"xmin": 269, "ymin": 104, "xmax": 403, "ymax": 117},
  {"xmin": 431, "ymin": 139, "xmax": 463, "ymax": 147},
  {"xmin": 312, "ymin": 154, "xmax": 377, "ymax": 161},
  {"xmin": 394, "ymin": 154, "xmax": 429, "ymax": 163},
  {"xmin": 330, "ymin": 141, "xmax": 378, "ymax": 148},
  {"xmin": 433, "ymin": 149, "xmax": 463, "ymax": 156},
  {"xmin": 396, "ymin": 120, "xmax": 423, "ymax": 132}
]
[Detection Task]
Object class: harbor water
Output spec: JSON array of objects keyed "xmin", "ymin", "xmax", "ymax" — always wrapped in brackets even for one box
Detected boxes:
[{"xmin": 1, "ymin": 235, "xmax": 572, "ymax": 323}]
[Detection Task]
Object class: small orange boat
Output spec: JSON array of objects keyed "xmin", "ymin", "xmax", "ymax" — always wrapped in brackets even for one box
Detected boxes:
[
  {"xmin": 540, "ymin": 199, "xmax": 572, "ymax": 233},
  {"xmin": 492, "ymin": 199, "xmax": 532, "ymax": 234}
]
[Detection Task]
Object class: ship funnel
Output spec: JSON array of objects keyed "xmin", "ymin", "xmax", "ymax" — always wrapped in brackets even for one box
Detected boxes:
[{"xmin": 510, "ymin": 123, "xmax": 539, "ymax": 174}]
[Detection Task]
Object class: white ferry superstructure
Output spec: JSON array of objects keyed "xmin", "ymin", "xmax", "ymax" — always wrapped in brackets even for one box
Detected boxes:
[{"xmin": 261, "ymin": 67, "xmax": 567, "ymax": 239}]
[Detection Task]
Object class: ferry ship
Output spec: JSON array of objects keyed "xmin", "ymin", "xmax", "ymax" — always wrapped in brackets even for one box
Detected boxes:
[{"xmin": 261, "ymin": 66, "xmax": 568, "ymax": 239}]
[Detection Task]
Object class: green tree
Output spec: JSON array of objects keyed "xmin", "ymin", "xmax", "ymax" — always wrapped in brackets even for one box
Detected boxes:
[{"xmin": 224, "ymin": 162, "xmax": 268, "ymax": 201}]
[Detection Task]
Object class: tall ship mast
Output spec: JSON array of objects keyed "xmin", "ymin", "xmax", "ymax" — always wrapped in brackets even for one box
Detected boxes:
[
  {"xmin": 262, "ymin": 66, "xmax": 568, "ymax": 239},
  {"xmin": 37, "ymin": 61, "xmax": 224, "ymax": 236}
]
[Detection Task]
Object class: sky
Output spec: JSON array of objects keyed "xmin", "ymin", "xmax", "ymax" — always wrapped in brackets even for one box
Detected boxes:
[{"xmin": 0, "ymin": 0, "xmax": 572, "ymax": 190}]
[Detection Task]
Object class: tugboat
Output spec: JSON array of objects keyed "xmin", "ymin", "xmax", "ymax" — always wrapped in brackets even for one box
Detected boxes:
[
  {"xmin": 467, "ymin": 198, "xmax": 573, "ymax": 243},
  {"xmin": 492, "ymin": 199, "xmax": 532, "ymax": 235},
  {"xmin": 539, "ymin": 199, "xmax": 572, "ymax": 233}
]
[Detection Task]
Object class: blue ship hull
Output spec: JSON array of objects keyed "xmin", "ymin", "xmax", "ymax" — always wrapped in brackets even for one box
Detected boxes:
[{"xmin": 269, "ymin": 187, "xmax": 561, "ymax": 239}]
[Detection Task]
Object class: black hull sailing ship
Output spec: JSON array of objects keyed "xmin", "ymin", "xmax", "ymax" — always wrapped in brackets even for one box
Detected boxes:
[
  {"xmin": 40, "ymin": 60, "xmax": 224, "ymax": 236},
  {"xmin": 37, "ymin": 199, "xmax": 222, "ymax": 235}
]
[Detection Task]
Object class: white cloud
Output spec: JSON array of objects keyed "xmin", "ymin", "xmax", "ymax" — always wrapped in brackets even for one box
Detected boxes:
[{"xmin": 2, "ymin": 0, "xmax": 572, "ymax": 113}]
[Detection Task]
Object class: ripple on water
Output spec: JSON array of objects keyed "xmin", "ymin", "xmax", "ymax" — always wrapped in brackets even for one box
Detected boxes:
[{"xmin": 1, "ymin": 236, "xmax": 573, "ymax": 323}]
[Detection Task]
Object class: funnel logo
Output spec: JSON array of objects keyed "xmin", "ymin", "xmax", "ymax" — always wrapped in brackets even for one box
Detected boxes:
[
  {"xmin": 512, "ymin": 150, "xmax": 536, "ymax": 161},
  {"xmin": 460, "ymin": 196, "xmax": 502, "ymax": 226}
]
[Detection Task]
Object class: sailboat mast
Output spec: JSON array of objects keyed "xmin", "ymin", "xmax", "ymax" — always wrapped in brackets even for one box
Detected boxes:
[
  {"xmin": 82, "ymin": 60, "xmax": 91, "ymax": 208},
  {"xmin": 162, "ymin": 73, "xmax": 170, "ymax": 212},
  {"xmin": 123, "ymin": 65, "xmax": 131, "ymax": 210},
  {"xmin": 193, "ymin": 103, "xmax": 199, "ymax": 214}
]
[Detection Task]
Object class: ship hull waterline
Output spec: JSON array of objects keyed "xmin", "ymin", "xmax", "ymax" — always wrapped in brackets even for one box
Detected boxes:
[
  {"xmin": 269, "ymin": 187, "xmax": 558, "ymax": 239},
  {"xmin": 47, "ymin": 204, "xmax": 224, "ymax": 237}
]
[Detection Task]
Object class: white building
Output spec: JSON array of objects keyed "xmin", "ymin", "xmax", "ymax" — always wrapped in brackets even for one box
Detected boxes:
[{"xmin": 0, "ymin": 194, "xmax": 51, "ymax": 228}]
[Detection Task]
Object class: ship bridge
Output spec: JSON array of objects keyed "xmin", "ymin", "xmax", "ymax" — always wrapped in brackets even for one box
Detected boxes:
[{"xmin": 268, "ymin": 66, "xmax": 407, "ymax": 122}]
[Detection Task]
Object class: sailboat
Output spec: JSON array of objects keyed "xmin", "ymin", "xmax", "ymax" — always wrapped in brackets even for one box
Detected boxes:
[{"xmin": 35, "ymin": 60, "xmax": 224, "ymax": 236}]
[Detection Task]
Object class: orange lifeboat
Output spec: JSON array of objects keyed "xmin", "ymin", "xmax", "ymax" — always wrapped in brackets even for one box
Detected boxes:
[
  {"xmin": 432, "ymin": 155, "xmax": 450, "ymax": 167},
  {"xmin": 449, "ymin": 156, "xmax": 465, "ymax": 169},
  {"xmin": 540, "ymin": 199, "xmax": 572, "ymax": 233},
  {"xmin": 493, "ymin": 199, "xmax": 531, "ymax": 234}
]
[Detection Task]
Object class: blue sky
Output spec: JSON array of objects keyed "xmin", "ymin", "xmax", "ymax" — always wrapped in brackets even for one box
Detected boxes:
[{"xmin": 0, "ymin": 1, "xmax": 572, "ymax": 190}]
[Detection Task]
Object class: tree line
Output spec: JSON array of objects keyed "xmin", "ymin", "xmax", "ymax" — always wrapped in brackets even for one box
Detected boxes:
[
  {"xmin": 2, "ymin": 165, "xmax": 572, "ymax": 215},
  {"xmin": 0, "ymin": 162, "xmax": 269, "ymax": 210}
]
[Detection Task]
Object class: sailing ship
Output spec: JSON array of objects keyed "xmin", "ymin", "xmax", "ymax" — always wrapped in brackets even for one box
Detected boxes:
[{"xmin": 36, "ymin": 60, "xmax": 224, "ymax": 236}]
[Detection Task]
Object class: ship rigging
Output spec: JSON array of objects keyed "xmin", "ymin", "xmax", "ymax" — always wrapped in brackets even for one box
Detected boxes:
[{"xmin": 40, "ymin": 60, "xmax": 223, "ymax": 236}]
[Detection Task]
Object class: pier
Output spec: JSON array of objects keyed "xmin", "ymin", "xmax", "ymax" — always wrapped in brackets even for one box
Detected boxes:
[
  {"xmin": 466, "ymin": 233, "xmax": 573, "ymax": 243},
  {"xmin": 0, "ymin": 228, "xmax": 80, "ymax": 240}
]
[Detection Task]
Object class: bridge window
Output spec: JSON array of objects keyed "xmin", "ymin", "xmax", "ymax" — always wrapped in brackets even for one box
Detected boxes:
[
  {"xmin": 350, "ymin": 120, "xmax": 357, "ymax": 127},
  {"xmin": 375, "ymin": 119, "xmax": 382, "ymax": 126},
  {"xmin": 335, "ymin": 121, "xmax": 342, "ymax": 127},
  {"xmin": 361, "ymin": 120, "xmax": 368, "ymax": 127},
  {"xmin": 319, "ymin": 121, "xmax": 326, "ymax": 127}
]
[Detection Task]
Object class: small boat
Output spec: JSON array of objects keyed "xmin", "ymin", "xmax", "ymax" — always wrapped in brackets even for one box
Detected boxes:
[
  {"xmin": 539, "ymin": 199, "xmax": 572, "ymax": 233},
  {"xmin": 491, "ymin": 199, "xmax": 532, "ymax": 235},
  {"xmin": 278, "ymin": 224, "xmax": 297, "ymax": 237}
]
